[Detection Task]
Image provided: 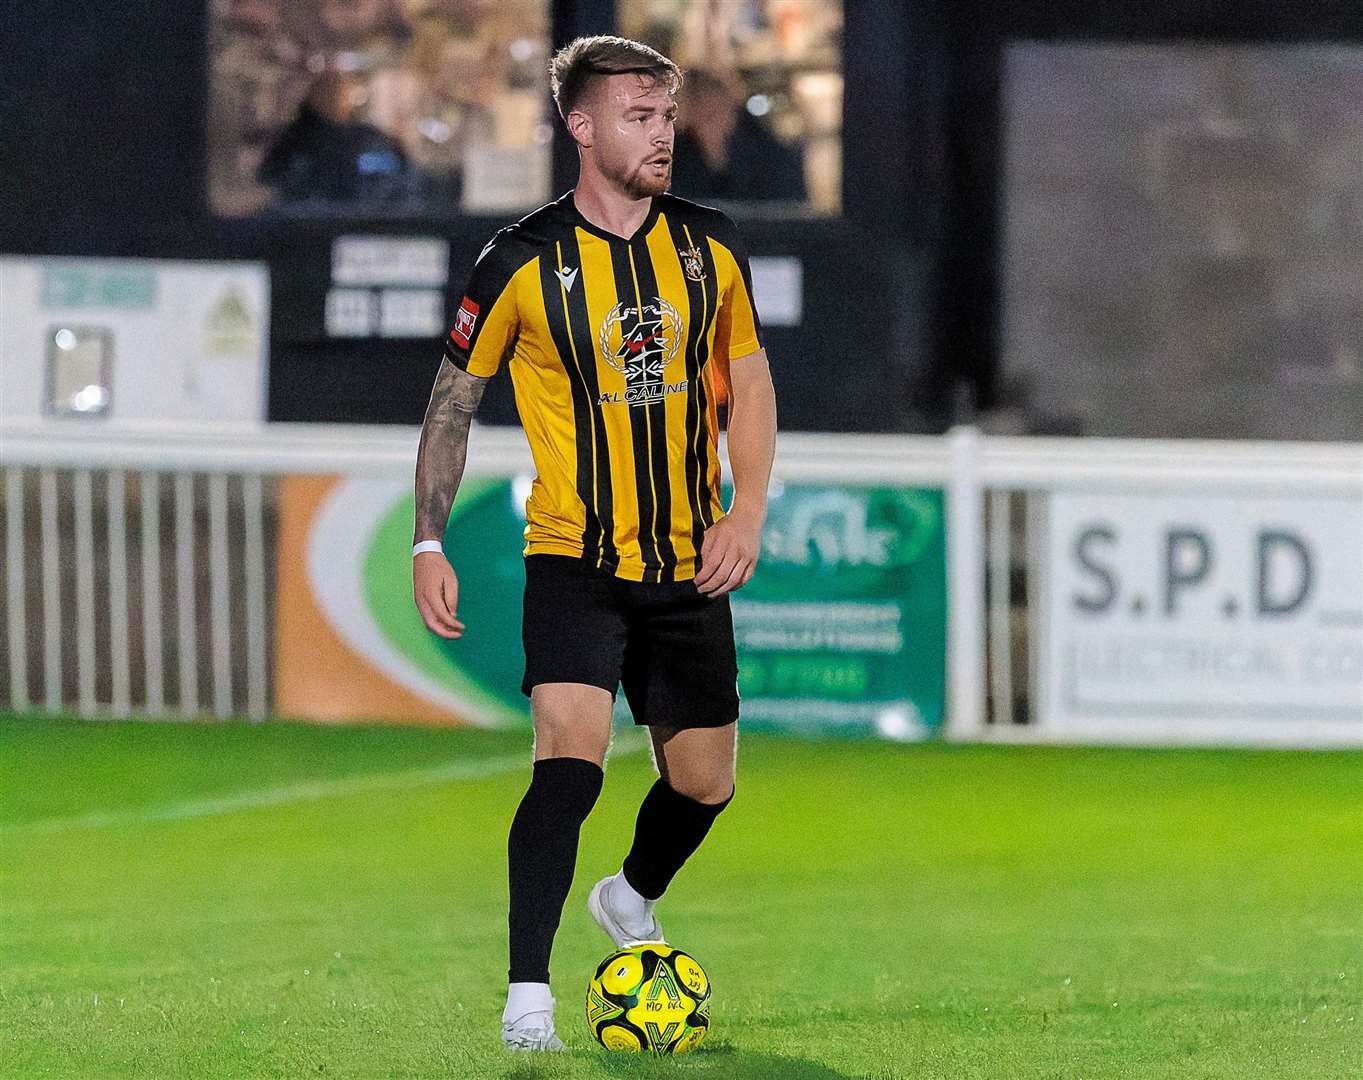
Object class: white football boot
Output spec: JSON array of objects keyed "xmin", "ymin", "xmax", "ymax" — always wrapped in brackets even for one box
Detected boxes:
[
  {"xmin": 500, "ymin": 1012, "xmax": 565, "ymax": 1052},
  {"xmin": 587, "ymin": 871, "xmax": 666, "ymax": 948},
  {"xmin": 501, "ymin": 983, "xmax": 566, "ymax": 1052}
]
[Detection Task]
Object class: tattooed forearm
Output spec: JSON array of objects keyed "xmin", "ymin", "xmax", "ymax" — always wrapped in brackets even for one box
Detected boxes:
[{"xmin": 413, "ymin": 359, "xmax": 489, "ymax": 543}]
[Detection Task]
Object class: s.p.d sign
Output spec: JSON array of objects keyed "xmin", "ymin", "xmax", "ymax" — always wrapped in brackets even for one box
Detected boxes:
[{"xmin": 1040, "ymin": 491, "xmax": 1362, "ymax": 746}]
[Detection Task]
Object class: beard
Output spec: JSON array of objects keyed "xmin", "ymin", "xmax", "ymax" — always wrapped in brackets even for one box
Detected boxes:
[{"xmin": 610, "ymin": 156, "xmax": 672, "ymax": 199}]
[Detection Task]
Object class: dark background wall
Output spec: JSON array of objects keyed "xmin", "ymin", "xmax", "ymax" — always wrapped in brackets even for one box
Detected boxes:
[{"xmin": 3, "ymin": 1, "xmax": 1359, "ymax": 432}]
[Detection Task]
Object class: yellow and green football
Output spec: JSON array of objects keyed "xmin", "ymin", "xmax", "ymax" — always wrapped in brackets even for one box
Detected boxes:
[{"xmin": 585, "ymin": 943, "xmax": 710, "ymax": 1054}]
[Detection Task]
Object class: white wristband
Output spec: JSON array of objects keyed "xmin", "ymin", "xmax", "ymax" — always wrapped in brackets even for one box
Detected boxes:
[{"xmin": 412, "ymin": 540, "xmax": 445, "ymax": 557}]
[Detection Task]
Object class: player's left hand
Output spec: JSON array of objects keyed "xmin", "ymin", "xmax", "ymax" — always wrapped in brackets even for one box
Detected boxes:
[{"xmin": 695, "ymin": 513, "xmax": 761, "ymax": 596}]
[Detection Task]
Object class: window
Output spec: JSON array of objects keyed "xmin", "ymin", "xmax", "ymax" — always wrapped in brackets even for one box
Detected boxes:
[
  {"xmin": 207, "ymin": 0, "xmax": 553, "ymax": 217},
  {"xmin": 619, "ymin": 0, "xmax": 843, "ymax": 214}
]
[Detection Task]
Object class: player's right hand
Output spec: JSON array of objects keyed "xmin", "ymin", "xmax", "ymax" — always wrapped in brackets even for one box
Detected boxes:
[{"xmin": 413, "ymin": 552, "xmax": 466, "ymax": 639}]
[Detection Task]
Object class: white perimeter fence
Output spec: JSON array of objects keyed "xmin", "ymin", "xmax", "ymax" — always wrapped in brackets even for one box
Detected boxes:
[{"xmin": 1, "ymin": 420, "xmax": 1359, "ymax": 746}]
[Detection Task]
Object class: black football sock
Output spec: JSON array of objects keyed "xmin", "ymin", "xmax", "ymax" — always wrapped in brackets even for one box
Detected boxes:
[
  {"xmin": 507, "ymin": 756, "xmax": 604, "ymax": 983},
  {"xmin": 621, "ymin": 779, "xmax": 733, "ymax": 901}
]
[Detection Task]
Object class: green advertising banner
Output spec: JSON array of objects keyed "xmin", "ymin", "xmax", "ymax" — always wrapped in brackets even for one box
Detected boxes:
[
  {"xmin": 345, "ymin": 478, "xmax": 945, "ymax": 738},
  {"xmin": 727, "ymin": 482, "xmax": 947, "ymax": 739}
]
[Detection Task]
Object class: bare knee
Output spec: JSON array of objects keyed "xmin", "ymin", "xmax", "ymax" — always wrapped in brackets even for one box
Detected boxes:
[
  {"xmin": 531, "ymin": 683, "xmax": 613, "ymax": 764},
  {"xmin": 651, "ymin": 722, "xmax": 737, "ymax": 805},
  {"xmin": 665, "ymin": 770, "xmax": 735, "ymax": 806}
]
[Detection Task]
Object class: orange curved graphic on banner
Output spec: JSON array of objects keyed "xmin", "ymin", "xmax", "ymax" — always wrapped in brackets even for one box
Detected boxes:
[{"xmin": 274, "ymin": 474, "xmax": 467, "ymax": 727}]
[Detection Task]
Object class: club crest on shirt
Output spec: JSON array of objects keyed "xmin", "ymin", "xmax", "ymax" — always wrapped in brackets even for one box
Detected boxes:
[
  {"xmin": 597, "ymin": 297, "xmax": 688, "ymax": 407},
  {"xmin": 678, "ymin": 243, "xmax": 706, "ymax": 282}
]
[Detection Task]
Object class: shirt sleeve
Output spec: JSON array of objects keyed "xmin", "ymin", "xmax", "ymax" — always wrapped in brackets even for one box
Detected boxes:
[
  {"xmin": 708, "ymin": 213, "xmax": 764, "ymax": 364},
  {"xmin": 443, "ymin": 229, "xmax": 527, "ymax": 378}
]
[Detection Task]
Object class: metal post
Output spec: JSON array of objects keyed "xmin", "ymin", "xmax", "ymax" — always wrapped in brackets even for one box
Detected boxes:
[{"xmin": 945, "ymin": 426, "xmax": 987, "ymax": 740}]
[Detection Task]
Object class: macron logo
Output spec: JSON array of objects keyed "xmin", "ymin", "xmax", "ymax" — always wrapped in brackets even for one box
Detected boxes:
[{"xmin": 554, "ymin": 265, "xmax": 579, "ymax": 293}]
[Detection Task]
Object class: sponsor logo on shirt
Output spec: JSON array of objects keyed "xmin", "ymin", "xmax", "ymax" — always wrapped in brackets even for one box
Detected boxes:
[{"xmin": 597, "ymin": 297, "xmax": 688, "ymax": 406}]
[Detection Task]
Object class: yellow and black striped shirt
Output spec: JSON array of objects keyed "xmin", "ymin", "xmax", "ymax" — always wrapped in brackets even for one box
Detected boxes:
[{"xmin": 444, "ymin": 191, "xmax": 764, "ymax": 583}]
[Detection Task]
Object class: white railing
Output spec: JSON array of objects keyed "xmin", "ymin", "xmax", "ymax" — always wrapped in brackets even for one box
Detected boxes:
[
  {"xmin": 1, "ymin": 465, "xmax": 273, "ymax": 720},
  {"xmin": 2, "ymin": 419, "xmax": 1359, "ymax": 741}
]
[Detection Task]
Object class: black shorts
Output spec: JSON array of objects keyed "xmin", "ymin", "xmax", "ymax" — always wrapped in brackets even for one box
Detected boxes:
[{"xmin": 521, "ymin": 555, "xmax": 740, "ymax": 729}]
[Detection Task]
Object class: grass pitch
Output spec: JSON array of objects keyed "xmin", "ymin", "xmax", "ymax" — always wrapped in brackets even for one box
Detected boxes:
[{"xmin": 1, "ymin": 716, "xmax": 1359, "ymax": 1079}]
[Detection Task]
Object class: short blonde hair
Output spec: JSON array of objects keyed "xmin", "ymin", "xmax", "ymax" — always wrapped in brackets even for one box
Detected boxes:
[{"xmin": 549, "ymin": 35, "xmax": 682, "ymax": 121}]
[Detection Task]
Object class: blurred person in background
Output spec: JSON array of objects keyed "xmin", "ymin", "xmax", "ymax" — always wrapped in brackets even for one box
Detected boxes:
[
  {"xmin": 411, "ymin": 35, "xmax": 777, "ymax": 1052},
  {"xmin": 257, "ymin": 69, "xmax": 413, "ymax": 204},
  {"xmin": 671, "ymin": 67, "xmax": 806, "ymax": 203}
]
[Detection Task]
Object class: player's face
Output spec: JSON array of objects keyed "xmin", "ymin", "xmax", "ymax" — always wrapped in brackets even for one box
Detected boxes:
[{"xmin": 588, "ymin": 75, "xmax": 676, "ymax": 198}]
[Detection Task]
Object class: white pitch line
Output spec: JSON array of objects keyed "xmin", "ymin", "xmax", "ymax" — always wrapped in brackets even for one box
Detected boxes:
[{"xmin": 4, "ymin": 738, "xmax": 647, "ymax": 837}]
